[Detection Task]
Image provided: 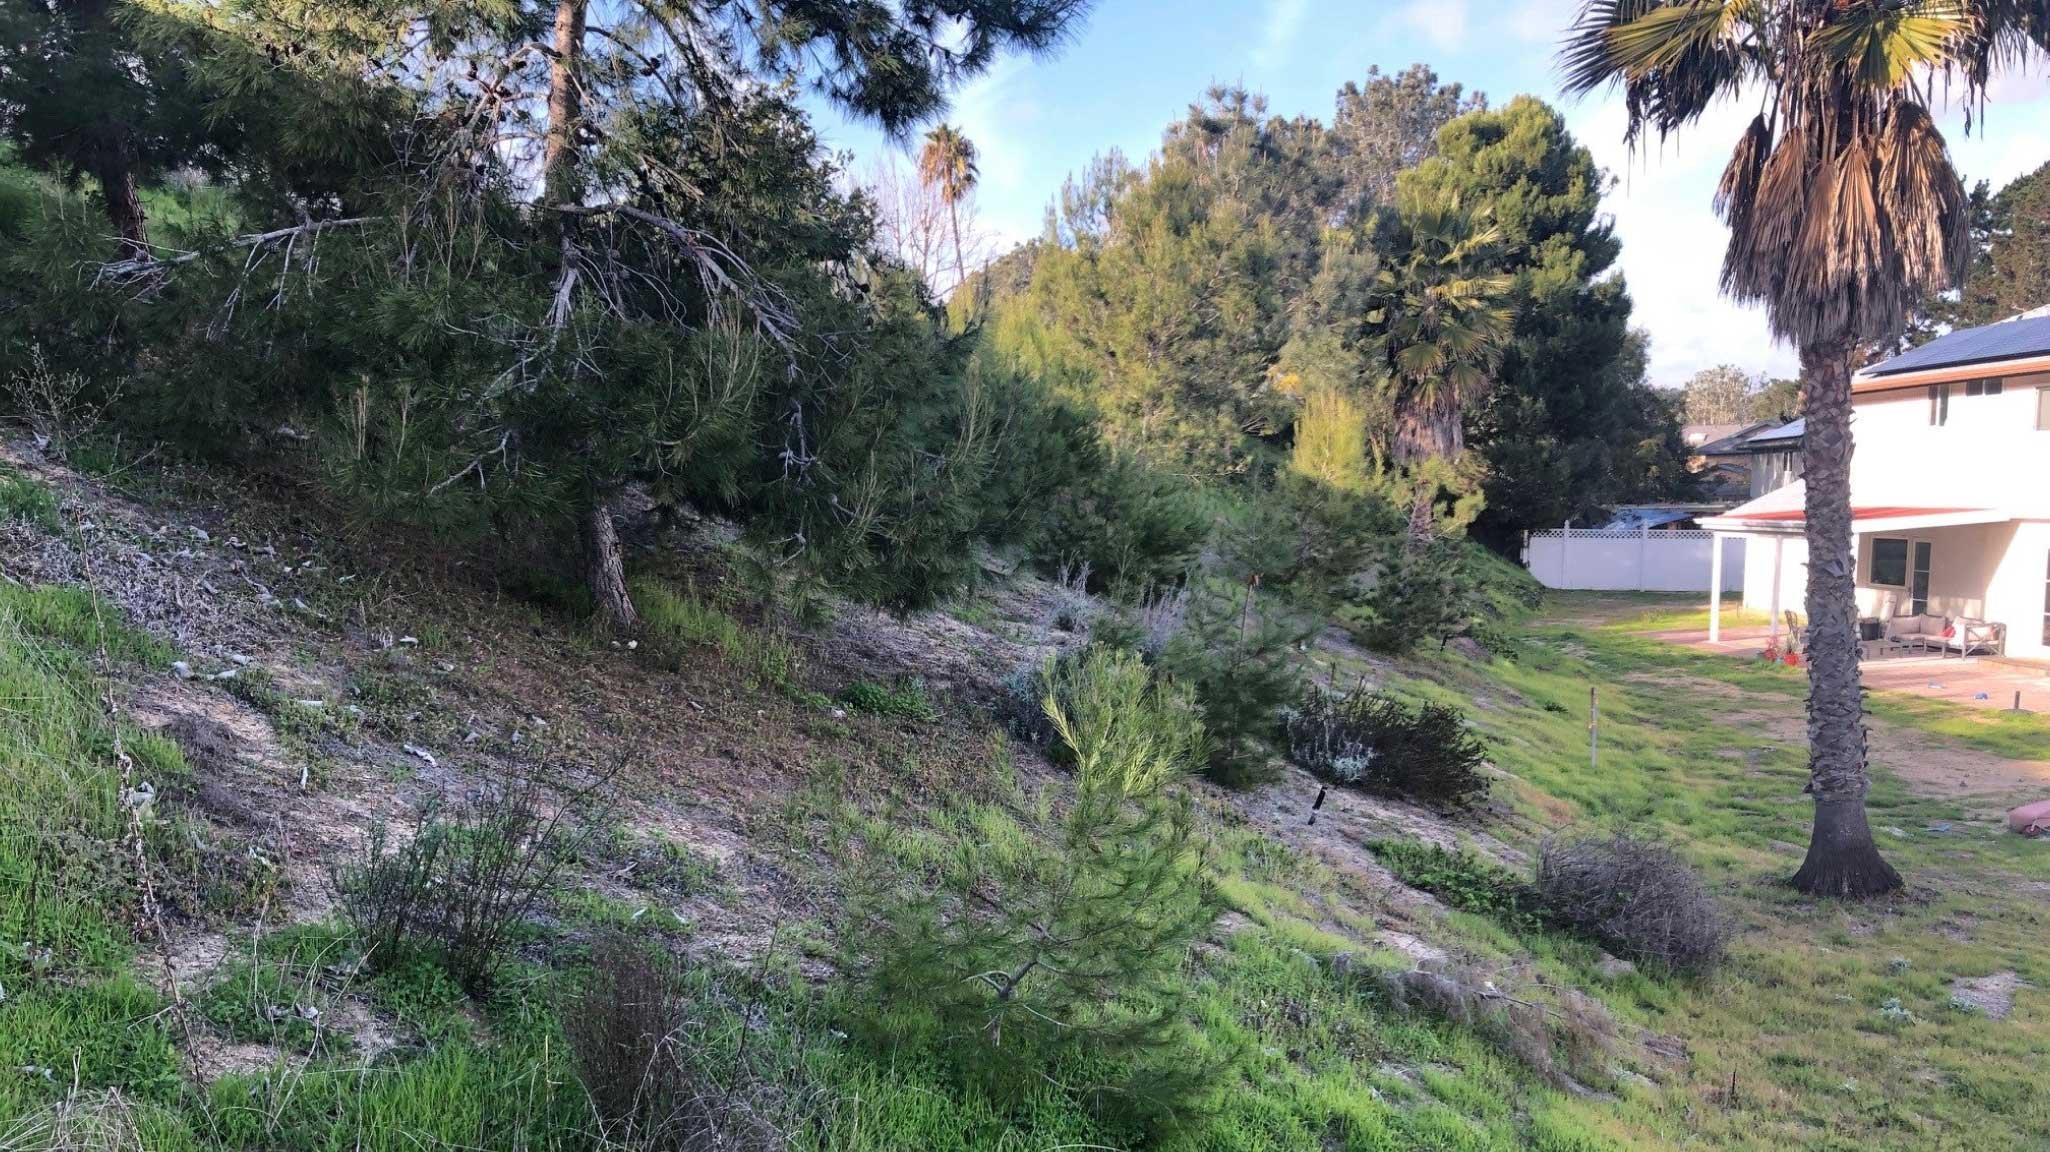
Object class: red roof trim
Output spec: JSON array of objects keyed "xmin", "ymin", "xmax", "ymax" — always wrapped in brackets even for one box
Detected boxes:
[{"xmin": 1739, "ymin": 506, "xmax": 1982, "ymax": 523}]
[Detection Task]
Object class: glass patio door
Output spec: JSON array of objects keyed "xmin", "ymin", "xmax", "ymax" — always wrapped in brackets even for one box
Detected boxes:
[{"xmin": 1911, "ymin": 541, "xmax": 1932, "ymax": 616}]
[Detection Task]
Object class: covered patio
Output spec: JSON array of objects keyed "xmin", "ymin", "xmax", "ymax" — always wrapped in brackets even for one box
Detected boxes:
[
  {"xmin": 1697, "ymin": 483, "xmax": 2019, "ymax": 657},
  {"xmin": 1647, "ymin": 617, "xmax": 2050, "ymax": 713}
]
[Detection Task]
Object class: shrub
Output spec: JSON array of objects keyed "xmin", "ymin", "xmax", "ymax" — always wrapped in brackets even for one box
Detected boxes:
[
  {"xmin": 334, "ymin": 779, "xmax": 591, "ymax": 993},
  {"xmin": 837, "ymin": 677, "xmax": 935, "ymax": 721},
  {"xmin": 1157, "ymin": 580, "xmax": 1305, "ymax": 789},
  {"xmin": 1036, "ymin": 453, "xmax": 1209, "ymax": 592},
  {"xmin": 1285, "ymin": 689, "xmax": 1490, "ymax": 810},
  {"xmin": 1532, "ymin": 833, "xmax": 1727, "ymax": 974},
  {"xmin": 847, "ymin": 645, "xmax": 1219, "ymax": 1130},
  {"xmin": 1368, "ymin": 840, "xmax": 1541, "ymax": 932},
  {"xmin": 1347, "ymin": 539, "xmax": 1479, "ymax": 655},
  {"xmin": 563, "ymin": 934, "xmax": 724, "ymax": 1149}
]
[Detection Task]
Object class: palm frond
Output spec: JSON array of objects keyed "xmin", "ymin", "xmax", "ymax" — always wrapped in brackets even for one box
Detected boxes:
[{"xmin": 1812, "ymin": 1, "xmax": 1971, "ymax": 88}]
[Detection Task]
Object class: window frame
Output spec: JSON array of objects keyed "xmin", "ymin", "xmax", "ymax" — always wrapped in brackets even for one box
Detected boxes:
[
  {"xmin": 2037, "ymin": 385, "xmax": 2050, "ymax": 431},
  {"xmin": 1929, "ymin": 382, "xmax": 1952, "ymax": 426},
  {"xmin": 1869, "ymin": 536, "xmax": 1911, "ymax": 588}
]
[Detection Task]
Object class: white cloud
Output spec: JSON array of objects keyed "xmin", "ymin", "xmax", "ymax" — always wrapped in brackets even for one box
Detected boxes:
[
  {"xmin": 1252, "ymin": 0, "xmax": 1310, "ymax": 71},
  {"xmin": 1565, "ymin": 92, "xmax": 1800, "ymax": 386},
  {"xmin": 1399, "ymin": 0, "xmax": 1469, "ymax": 54}
]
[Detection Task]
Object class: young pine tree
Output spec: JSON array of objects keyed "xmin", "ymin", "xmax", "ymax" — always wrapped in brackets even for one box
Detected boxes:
[{"xmin": 847, "ymin": 646, "xmax": 1223, "ymax": 1132}]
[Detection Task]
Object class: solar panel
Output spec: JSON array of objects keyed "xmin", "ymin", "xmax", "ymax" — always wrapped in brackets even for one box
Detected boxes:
[{"xmin": 1863, "ymin": 315, "xmax": 2050, "ymax": 377}]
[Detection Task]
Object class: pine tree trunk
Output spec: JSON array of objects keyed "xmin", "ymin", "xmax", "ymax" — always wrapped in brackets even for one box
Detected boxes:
[
  {"xmin": 94, "ymin": 139, "xmax": 148, "ymax": 259},
  {"xmin": 581, "ymin": 497, "xmax": 637, "ymax": 633},
  {"xmin": 1790, "ymin": 342, "xmax": 1901, "ymax": 897},
  {"xmin": 1406, "ymin": 487, "xmax": 1434, "ymax": 554},
  {"xmin": 542, "ymin": 0, "xmax": 586, "ymax": 205}
]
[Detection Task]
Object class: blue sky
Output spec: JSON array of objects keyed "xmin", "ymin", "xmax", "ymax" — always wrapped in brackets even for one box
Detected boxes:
[{"xmin": 810, "ymin": 1, "xmax": 2050, "ymax": 390}]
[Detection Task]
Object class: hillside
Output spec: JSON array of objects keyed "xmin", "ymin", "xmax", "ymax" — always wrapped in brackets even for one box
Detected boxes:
[{"xmin": 3, "ymin": 441, "xmax": 2047, "ymax": 1151}]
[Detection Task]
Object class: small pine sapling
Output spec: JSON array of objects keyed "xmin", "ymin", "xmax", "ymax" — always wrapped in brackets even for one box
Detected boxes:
[{"xmin": 845, "ymin": 646, "xmax": 1224, "ymax": 1132}]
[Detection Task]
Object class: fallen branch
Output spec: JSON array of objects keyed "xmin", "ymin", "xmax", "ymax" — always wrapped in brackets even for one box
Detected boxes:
[{"xmin": 91, "ymin": 217, "xmax": 383, "ymax": 286}]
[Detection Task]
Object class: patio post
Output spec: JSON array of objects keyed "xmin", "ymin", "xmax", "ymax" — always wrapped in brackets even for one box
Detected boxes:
[
  {"xmin": 1769, "ymin": 535, "xmax": 1784, "ymax": 645},
  {"xmin": 1709, "ymin": 532, "xmax": 1725, "ymax": 643}
]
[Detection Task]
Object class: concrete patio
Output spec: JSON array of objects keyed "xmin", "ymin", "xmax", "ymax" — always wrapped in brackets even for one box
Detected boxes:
[{"xmin": 1649, "ymin": 623, "xmax": 2050, "ymax": 714}]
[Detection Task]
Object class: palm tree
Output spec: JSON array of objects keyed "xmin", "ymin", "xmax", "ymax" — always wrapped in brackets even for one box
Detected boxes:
[
  {"xmin": 918, "ymin": 123, "xmax": 980, "ymax": 293},
  {"xmin": 1364, "ymin": 192, "xmax": 1516, "ymax": 549},
  {"xmin": 1563, "ymin": 1, "xmax": 2049, "ymax": 896}
]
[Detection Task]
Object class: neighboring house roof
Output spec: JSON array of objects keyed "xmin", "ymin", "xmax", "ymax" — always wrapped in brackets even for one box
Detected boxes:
[
  {"xmin": 1596, "ymin": 507, "xmax": 1697, "ymax": 531},
  {"xmin": 1738, "ymin": 418, "xmax": 1803, "ymax": 450},
  {"xmin": 1857, "ymin": 313, "xmax": 2050, "ymax": 390},
  {"xmin": 1698, "ymin": 480, "xmax": 2006, "ymax": 535},
  {"xmin": 1684, "ymin": 422, "xmax": 1742, "ymax": 446},
  {"xmin": 1690, "ymin": 421, "xmax": 1774, "ymax": 455}
]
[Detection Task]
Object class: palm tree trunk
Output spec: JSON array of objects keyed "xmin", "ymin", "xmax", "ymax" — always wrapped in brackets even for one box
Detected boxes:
[
  {"xmin": 581, "ymin": 496, "xmax": 637, "ymax": 632},
  {"xmin": 948, "ymin": 197, "xmax": 966, "ymax": 297},
  {"xmin": 1790, "ymin": 342, "xmax": 1901, "ymax": 897}
]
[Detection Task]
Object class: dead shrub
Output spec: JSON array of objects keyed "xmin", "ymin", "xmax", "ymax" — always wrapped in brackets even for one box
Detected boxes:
[
  {"xmin": 564, "ymin": 933, "xmax": 784, "ymax": 1150},
  {"xmin": 1375, "ymin": 964, "xmax": 1615, "ymax": 1088},
  {"xmin": 1533, "ymin": 833, "xmax": 1727, "ymax": 974},
  {"xmin": 335, "ymin": 776, "xmax": 595, "ymax": 993}
]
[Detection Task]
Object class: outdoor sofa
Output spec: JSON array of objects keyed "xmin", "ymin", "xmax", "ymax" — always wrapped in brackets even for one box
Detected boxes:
[{"xmin": 1883, "ymin": 613, "xmax": 2006, "ymax": 657}]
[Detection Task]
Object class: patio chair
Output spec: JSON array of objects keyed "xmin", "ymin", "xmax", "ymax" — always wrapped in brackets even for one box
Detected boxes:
[{"xmin": 1942, "ymin": 619, "xmax": 2006, "ymax": 658}]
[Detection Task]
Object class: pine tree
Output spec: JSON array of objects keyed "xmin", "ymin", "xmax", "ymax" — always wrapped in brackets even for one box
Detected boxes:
[
  {"xmin": 848, "ymin": 646, "xmax": 1222, "ymax": 1129},
  {"xmin": 24, "ymin": 0, "xmax": 1092, "ymax": 628}
]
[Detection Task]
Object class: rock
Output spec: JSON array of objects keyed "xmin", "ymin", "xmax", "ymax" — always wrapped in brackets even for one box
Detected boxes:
[
  {"xmin": 1329, "ymin": 951, "xmax": 1357, "ymax": 981},
  {"xmin": 1595, "ymin": 955, "xmax": 1637, "ymax": 980},
  {"xmin": 171, "ymin": 660, "xmax": 193, "ymax": 679}
]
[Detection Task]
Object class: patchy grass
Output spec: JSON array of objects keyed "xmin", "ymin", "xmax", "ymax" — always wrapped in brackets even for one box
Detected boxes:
[
  {"xmin": 837, "ymin": 676, "xmax": 936, "ymax": 722},
  {"xmin": 631, "ymin": 573, "xmax": 800, "ymax": 689},
  {"xmin": 0, "ymin": 463, "xmax": 58, "ymax": 529},
  {"xmin": 1321, "ymin": 596, "xmax": 2050, "ymax": 1150}
]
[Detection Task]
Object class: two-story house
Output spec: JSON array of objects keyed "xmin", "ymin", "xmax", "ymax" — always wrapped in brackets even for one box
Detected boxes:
[{"xmin": 1700, "ymin": 314, "xmax": 2050, "ymax": 660}]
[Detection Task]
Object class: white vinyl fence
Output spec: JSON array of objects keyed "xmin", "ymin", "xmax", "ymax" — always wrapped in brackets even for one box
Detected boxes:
[{"xmin": 1523, "ymin": 528, "xmax": 1744, "ymax": 593}]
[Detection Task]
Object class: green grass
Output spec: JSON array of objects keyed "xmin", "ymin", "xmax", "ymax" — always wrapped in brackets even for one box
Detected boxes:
[
  {"xmin": 8, "ymin": 543, "xmax": 2050, "ymax": 1152},
  {"xmin": 631, "ymin": 574, "xmax": 800, "ymax": 689},
  {"xmin": 1311, "ymin": 596, "xmax": 2050, "ymax": 1150},
  {"xmin": 0, "ymin": 464, "xmax": 58, "ymax": 529},
  {"xmin": 838, "ymin": 676, "xmax": 937, "ymax": 721}
]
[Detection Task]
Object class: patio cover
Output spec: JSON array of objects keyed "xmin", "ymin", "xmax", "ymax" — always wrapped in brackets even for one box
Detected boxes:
[{"xmin": 1697, "ymin": 480, "xmax": 2010, "ymax": 535}]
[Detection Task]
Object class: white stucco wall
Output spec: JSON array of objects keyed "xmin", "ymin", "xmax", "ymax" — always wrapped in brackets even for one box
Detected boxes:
[
  {"xmin": 1986, "ymin": 520, "xmax": 2050, "ymax": 659},
  {"xmin": 1849, "ymin": 373, "xmax": 2050, "ymax": 516}
]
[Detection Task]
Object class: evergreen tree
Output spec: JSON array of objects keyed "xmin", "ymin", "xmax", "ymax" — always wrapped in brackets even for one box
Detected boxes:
[
  {"xmin": 1935, "ymin": 162, "xmax": 2050, "ymax": 330},
  {"xmin": 8, "ymin": 0, "xmax": 1092, "ymax": 628},
  {"xmin": 848, "ymin": 646, "xmax": 1221, "ymax": 1130},
  {"xmin": 1330, "ymin": 63, "xmax": 1484, "ymax": 217},
  {"xmin": 1396, "ymin": 97, "xmax": 1693, "ymax": 548},
  {"xmin": 0, "ymin": 0, "xmax": 219, "ymax": 257}
]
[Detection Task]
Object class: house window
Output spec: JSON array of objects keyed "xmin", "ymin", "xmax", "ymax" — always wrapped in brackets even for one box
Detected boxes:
[
  {"xmin": 1964, "ymin": 378, "xmax": 2004, "ymax": 397},
  {"xmin": 1870, "ymin": 537, "xmax": 1909, "ymax": 587},
  {"xmin": 2043, "ymin": 552, "xmax": 2050, "ymax": 646},
  {"xmin": 1929, "ymin": 382, "xmax": 1951, "ymax": 425},
  {"xmin": 2037, "ymin": 386, "xmax": 2050, "ymax": 430}
]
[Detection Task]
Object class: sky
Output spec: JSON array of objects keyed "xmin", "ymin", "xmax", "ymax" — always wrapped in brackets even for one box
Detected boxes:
[{"xmin": 809, "ymin": 1, "xmax": 2050, "ymax": 391}]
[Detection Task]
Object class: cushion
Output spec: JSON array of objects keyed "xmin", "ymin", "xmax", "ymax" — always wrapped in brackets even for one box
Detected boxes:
[{"xmin": 2008, "ymin": 799, "xmax": 2050, "ymax": 836}]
